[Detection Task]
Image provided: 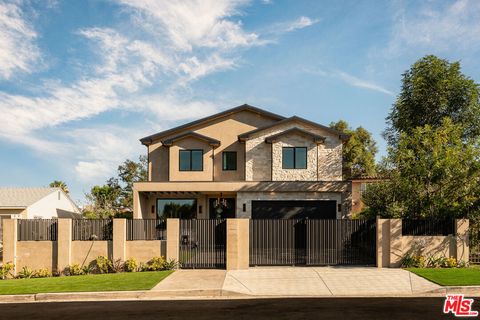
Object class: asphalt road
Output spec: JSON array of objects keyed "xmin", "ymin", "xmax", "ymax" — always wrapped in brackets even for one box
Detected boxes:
[{"xmin": 0, "ymin": 298, "xmax": 473, "ymax": 320}]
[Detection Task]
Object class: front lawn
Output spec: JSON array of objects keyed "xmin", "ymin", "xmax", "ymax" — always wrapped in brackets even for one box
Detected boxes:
[
  {"xmin": 0, "ymin": 271, "xmax": 173, "ymax": 295},
  {"xmin": 408, "ymin": 267, "xmax": 480, "ymax": 286}
]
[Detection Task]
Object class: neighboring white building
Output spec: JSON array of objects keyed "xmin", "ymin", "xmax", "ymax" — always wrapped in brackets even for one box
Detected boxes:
[{"xmin": 0, "ymin": 187, "xmax": 81, "ymax": 219}]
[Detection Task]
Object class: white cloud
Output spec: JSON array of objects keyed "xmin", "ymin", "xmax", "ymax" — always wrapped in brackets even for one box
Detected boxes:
[
  {"xmin": 266, "ymin": 16, "xmax": 319, "ymax": 35},
  {"xmin": 0, "ymin": 1, "xmax": 41, "ymax": 79},
  {"xmin": 336, "ymin": 71, "xmax": 394, "ymax": 96},
  {"xmin": 388, "ymin": 0, "xmax": 480, "ymax": 54}
]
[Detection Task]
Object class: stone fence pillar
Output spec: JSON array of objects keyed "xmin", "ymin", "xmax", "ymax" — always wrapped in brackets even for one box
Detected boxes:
[
  {"xmin": 57, "ymin": 218, "xmax": 72, "ymax": 273},
  {"xmin": 113, "ymin": 219, "xmax": 126, "ymax": 262},
  {"xmin": 2, "ymin": 219, "xmax": 17, "ymax": 274},
  {"xmin": 166, "ymin": 219, "xmax": 180, "ymax": 264}
]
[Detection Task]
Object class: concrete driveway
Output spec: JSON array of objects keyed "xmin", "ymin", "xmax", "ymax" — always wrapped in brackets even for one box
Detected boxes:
[{"xmin": 152, "ymin": 267, "xmax": 441, "ymax": 297}]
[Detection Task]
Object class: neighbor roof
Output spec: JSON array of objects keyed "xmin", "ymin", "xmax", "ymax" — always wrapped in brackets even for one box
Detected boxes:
[
  {"xmin": 162, "ymin": 131, "xmax": 221, "ymax": 147},
  {"xmin": 140, "ymin": 104, "xmax": 286, "ymax": 146},
  {"xmin": 0, "ymin": 188, "xmax": 59, "ymax": 208},
  {"xmin": 264, "ymin": 127, "xmax": 326, "ymax": 144},
  {"xmin": 238, "ymin": 116, "xmax": 350, "ymax": 141}
]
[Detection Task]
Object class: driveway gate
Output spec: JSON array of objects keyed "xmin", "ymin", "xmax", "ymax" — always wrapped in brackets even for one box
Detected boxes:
[
  {"xmin": 250, "ymin": 219, "xmax": 376, "ymax": 266},
  {"xmin": 179, "ymin": 219, "xmax": 226, "ymax": 269}
]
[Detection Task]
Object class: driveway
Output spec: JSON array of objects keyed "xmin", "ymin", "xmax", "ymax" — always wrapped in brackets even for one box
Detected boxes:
[{"xmin": 152, "ymin": 267, "xmax": 441, "ymax": 297}]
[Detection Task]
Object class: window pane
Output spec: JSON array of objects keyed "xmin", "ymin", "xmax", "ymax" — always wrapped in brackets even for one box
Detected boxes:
[
  {"xmin": 179, "ymin": 150, "xmax": 191, "ymax": 171},
  {"xmin": 223, "ymin": 152, "xmax": 237, "ymax": 170},
  {"xmin": 191, "ymin": 150, "xmax": 203, "ymax": 171},
  {"xmin": 295, "ymin": 147, "xmax": 307, "ymax": 169},
  {"xmin": 282, "ymin": 147, "xmax": 294, "ymax": 169},
  {"xmin": 157, "ymin": 199, "xmax": 197, "ymax": 219}
]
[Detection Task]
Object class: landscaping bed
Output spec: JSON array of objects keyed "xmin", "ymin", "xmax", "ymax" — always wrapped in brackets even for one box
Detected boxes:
[
  {"xmin": 0, "ymin": 270, "xmax": 173, "ymax": 295},
  {"xmin": 408, "ymin": 267, "xmax": 480, "ymax": 286}
]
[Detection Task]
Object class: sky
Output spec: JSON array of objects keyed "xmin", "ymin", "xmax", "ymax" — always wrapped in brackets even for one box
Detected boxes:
[{"xmin": 1, "ymin": 0, "xmax": 480, "ymax": 203}]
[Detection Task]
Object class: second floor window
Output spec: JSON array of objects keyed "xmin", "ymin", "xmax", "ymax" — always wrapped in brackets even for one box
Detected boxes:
[
  {"xmin": 282, "ymin": 147, "xmax": 307, "ymax": 169},
  {"xmin": 222, "ymin": 151, "xmax": 237, "ymax": 170},
  {"xmin": 179, "ymin": 149, "xmax": 203, "ymax": 171}
]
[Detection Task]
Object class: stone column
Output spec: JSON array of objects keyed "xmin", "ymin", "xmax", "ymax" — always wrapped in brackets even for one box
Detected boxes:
[
  {"xmin": 113, "ymin": 219, "xmax": 126, "ymax": 262},
  {"xmin": 166, "ymin": 219, "xmax": 180, "ymax": 263},
  {"xmin": 389, "ymin": 219, "xmax": 402, "ymax": 267},
  {"xmin": 376, "ymin": 218, "xmax": 391, "ymax": 268},
  {"xmin": 57, "ymin": 218, "xmax": 72, "ymax": 273},
  {"xmin": 226, "ymin": 219, "xmax": 250, "ymax": 270},
  {"xmin": 455, "ymin": 219, "xmax": 469, "ymax": 262},
  {"xmin": 2, "ymin": 219, "xmax": 17, "ymax": 275}
]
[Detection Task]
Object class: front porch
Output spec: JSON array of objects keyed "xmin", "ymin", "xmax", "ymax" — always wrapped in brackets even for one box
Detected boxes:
[{"xmin": 133, "ymin": 181, "xmax": 352, "ymax": 220}]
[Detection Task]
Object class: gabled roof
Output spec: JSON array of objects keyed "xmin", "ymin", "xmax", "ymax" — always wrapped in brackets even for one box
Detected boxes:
[
  {"xmin": 264, "ymin": 127, "xmax": 326, "ymax": 144},
  {"xmin": 238, "ymin": 116, "xmax": 350, "ymax": 141},
  {"xmin": 140, "ymin": 104, "xmax": 286, "ymax": 146},
  {"xmin": 162, "ymin": 131, "xmax": 221, "ymax": 147},
  {"xmin": 0, "ymin": 188, "xmax": 59, "ymax": 208}
]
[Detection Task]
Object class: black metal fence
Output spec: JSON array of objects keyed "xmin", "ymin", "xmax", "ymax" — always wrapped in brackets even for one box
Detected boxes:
[
  {"xmin": 72, "ymin": 219, "xmax": 113, "ymax": 240},
  {"xmin": 250, "ymin": 219, "xmax": 376, "ymax": 266},
  {"xmin": 17, "ymin": 219, "xmax": 58, "ymax": 241},
  {"xmin": 470, "ymin": 223, "xmax": 480, "ymax": 264},
  {"xmin": 402, "ymin": 219, "xmax": 455, "ymax": 236},
  {"xmin": 127, "ymin": 219, "xmax": 166, "ymax": 240},
  {"xmin": 179, "ymin": 219, "xmax": 226, "ymax": 269}
]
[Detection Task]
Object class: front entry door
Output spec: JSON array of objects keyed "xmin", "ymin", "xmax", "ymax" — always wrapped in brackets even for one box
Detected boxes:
[{"xmin": 209, "ymin": 198, "xmax": 235, "ymax": 219}]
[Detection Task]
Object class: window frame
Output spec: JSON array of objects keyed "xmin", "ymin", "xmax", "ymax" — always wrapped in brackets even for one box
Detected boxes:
[
  {"xmin": 179, "ymin": 149, "xmax": 203, "ymax": 171},
  {"xmin": 282, "ymin": 147, "xmax": 307, "ymax": 169},
  {"xmin": 222, "ymin": 151, "xmax": 237, "ymax": 171}
]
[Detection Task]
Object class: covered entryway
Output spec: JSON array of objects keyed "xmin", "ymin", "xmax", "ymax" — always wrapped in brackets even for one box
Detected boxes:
[
  {"xmin": 249, "ymin": 219, "xmax": 376, "ymax": 266},
  {"xmin": 251, "ymin": 200, "xmax": 337, "ymax": 219}
]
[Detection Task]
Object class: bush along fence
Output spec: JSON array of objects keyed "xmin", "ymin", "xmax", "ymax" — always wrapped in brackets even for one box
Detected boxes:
[{"xmin": 0, "ymin": 218, "xmax": 471, "ymax": 275}]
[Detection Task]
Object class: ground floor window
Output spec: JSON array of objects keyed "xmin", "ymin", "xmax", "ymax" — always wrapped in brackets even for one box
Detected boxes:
[{"xmin": 156, "ymin": 198, "xmax": 197, "ymax": 220}]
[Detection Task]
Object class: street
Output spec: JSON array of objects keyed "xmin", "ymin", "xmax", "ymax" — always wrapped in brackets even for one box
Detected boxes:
[{"xmin": 0, "ymin": 297, "xmax": 471, "ymax": 320}]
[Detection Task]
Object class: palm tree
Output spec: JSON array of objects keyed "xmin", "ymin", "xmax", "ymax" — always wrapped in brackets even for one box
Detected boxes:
[{"xmin": 49, "ymin": 180, "xmax": 69, "ymax": 194}]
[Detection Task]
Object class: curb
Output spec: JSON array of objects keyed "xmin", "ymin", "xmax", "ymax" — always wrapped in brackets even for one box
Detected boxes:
[{"xmin": 426, "ymin": 286, "xmax": 480, "ymax": 296}]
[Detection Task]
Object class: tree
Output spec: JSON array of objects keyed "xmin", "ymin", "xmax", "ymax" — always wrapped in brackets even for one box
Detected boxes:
[
  {"xmin": 49, "ymin": 180, "xmax": 69, "ymax": 194},
  {"xmin": 362, "ymin": 118, "xmax": 480, "ymax": 219},
  {"xmin": 329, "ymin": 120, "xmax": 377, "ymax": 179},
  {"xmin": 116, "ymin": 155, "xmax": 148, "ymax": 209},
  {"xmin": 84, "ymin": 179, "xmax": 122, "ymax": 218},
  {"xmin": 385, "ymin": 55, "xmax": 480, "ymax": 145}
]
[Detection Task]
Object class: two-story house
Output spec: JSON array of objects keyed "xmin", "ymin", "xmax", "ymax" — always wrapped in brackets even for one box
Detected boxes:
[{"xmin": 133, "ymin": 104, "xmax": 351, "ymax": 220}]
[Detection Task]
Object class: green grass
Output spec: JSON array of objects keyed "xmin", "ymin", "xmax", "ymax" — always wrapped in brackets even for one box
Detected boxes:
[
  {"xmin": 407, "ymin": 267, "xmax": 480, "ymax": 286},
  {"xmin": 0, "ymin": 271, "xmax": 173, "ymax": 295}
]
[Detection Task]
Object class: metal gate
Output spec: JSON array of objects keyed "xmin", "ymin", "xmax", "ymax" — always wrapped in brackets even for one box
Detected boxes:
[
  {"xmin": 179, "ymin": 219, "xmax": 226, "ymax": 269},
  {"xmin": 250, "ymin": 219, "xmax": 376, "ymax": 266}
]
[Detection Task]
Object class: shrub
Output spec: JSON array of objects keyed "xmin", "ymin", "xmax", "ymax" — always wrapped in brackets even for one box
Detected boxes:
[
  {"xmin": 65, "ymin": 264, "xmax": 83, "ymax": 276},
  {"xmin": 17, "ymin": 266, "xmax": 35, "ymax": 279},
  {"xmin": 124, "ymin": 258, "xmax": 138, "ymax": 272},
  {"xmin": 401, "ymin": 254, "xmax": 425, "ymax": 268},
  {"xmin": 163, "ymin": 259, "xmax": 180, "ymax": 270},
  {"xmin": 34, "ymin": 268, "xmax": 52, "ymax": 278},
  {"xmin": 0, "ymin": 262, "xmax": 14, "ymax": 280},
  {"xmin": 138, "ymin": 262, "xmax": 148, "ymax": 272},
  {"xmin": 91, "ymin": 256, "xmax": 112, "ymax": 274},
  {"xmin": 111, "ymin": 259, "xmax": 124, "ymax": 273},
  {"xmin": 82, "ymin": 264, "xmax": 93, "ymax": 275},
  {"xmin": 146, "ymin": 256, "xmax": 166, "ymax": 271},
  {"xmin": 443, "ymin": 257, "xmax": 458, "ymax": 268}
]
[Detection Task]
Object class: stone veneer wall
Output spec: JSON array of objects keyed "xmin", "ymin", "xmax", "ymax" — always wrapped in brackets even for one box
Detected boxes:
[{"xmin": 245, "ymin": 121, "xmax": 342, "ymax": 181}]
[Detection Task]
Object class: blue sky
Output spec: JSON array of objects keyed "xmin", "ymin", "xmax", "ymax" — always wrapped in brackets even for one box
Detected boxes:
[{"xmin": 1, "ymin": 0, "xmax": 479, "ymax": 203}]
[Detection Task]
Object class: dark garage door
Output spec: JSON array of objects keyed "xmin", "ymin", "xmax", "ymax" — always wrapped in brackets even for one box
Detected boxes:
[{"xmin": 251, "ymin": 200, "xmax": 337, "ymax": 219}]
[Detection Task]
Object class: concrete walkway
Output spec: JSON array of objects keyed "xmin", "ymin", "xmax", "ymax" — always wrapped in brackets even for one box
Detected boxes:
[{"xmin": 153, "ymin": 267, "xmax": 441, "ymax": 297}]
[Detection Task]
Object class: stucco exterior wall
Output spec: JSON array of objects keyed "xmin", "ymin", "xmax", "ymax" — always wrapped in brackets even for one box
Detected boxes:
[
  {"xmin": 236, "ymin": 191, "xmax": 343, "ymax": 219},
  {"xmin": 71, "ymin": 240, "xmax": 111, "ymax": 265},
  {"xmin": 169, "ymin": 137, "xmax": 214, "ymax": 181},
  {"xmin": 245, "ymin": 121, "xmax": 343, "ymax": 182},
  {"xmin": 26, "ymin": 190, "xmax": 79, "ymax": 219},
  {"xmin": 16, "ymin": 241, "xmax": 56, "ymax": 271},
  {"xmin": 0, "ymin": 208, "xmax": 26, "ymax": 218},
  {"xmin": 125, "ymin": 240, "xmax": 166, "ymax": 263}
]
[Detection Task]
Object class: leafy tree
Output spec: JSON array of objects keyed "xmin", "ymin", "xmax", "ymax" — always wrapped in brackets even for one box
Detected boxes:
[
  {"xmin": 49, "ymin": 180, "xmax": 69, "ymax": 194},
  {"xmin": 84, "ymin": 179, "xmax": 122, "ymax": 218},
  {"xmin": 117, "ymin": 155, "xmax": 148, "ymax": 209},
  {"xmin": 329, "ymin": 120, "xmax": 377, "ymax": 179},
  {"xmin": 362, "ymin": 118, "xmax": 480, "ymax": 219},
  {"xmin": 385, "ymin": 55, "xmax": 480, "ymax": 145}
]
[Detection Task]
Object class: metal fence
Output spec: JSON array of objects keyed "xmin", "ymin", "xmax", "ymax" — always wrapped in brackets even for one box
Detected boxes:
[
  {"xmin": 72, "ymin": 219, "xmax": 113, "ymax": 241},
  {"xmin": 17, "ymin": 219, "xmax": 58, "ymax": 241},
  {"xmin": 401, "ymin": 219, "xmax": 455, "ymax": 236},
  {"xmin": 127, "ymin": 219, "xmax": 166, "ymax": 240},
  {"xmin": 179, "ymin": 219, "xmax": 226, "ymax": 269},
  {"xmin": 470, "ymin": 223, "xmax": 480, "ymax": 264},
  {"xmin": 250, "ymin": 219, "xmax": 377, "ymax": 266}
]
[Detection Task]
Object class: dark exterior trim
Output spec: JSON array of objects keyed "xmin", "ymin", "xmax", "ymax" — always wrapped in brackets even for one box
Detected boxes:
[
  {"xmin": 264, "ymin": 127, "xmax": 326, "ymax": 144},
  {"xmin": 162, "ymin": 131, "xmax": 221, "ymax": 147},
  {"xmin": 238, "ymin": 116, "xmax": 350, "ymax": 142},
  {"xmin": 140, "ymin": 104, "xmax": 286, "ymax": 146}
]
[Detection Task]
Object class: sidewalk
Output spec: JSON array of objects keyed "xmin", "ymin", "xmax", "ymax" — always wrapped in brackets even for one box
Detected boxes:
[{"xmin": 0, "ymin": 267, "xmax": 479, "ymax": 303}]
